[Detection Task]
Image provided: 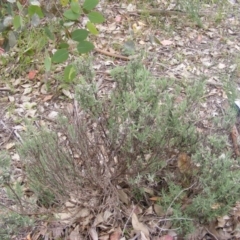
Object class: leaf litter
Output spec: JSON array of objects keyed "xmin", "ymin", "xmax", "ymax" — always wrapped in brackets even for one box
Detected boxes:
[{"xmin": 2, "ymin": 0, "xmax": 240, "ymax": 239}]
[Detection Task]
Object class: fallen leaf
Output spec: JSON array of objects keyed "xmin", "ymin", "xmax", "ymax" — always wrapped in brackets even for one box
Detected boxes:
[
  {"xmin": 149, "ymin": 196, "xmax": 161, "ymax": 201},
  {"xmin": 26, "ymin": 233, "xmax": 32, "ymax": 240},
  {"xmin": 143, "ymin": 187, "xmax": 154, "ymax": 196},
  {"xmin": 62, "ymin": 89, "xmax": 74, "ymax": 99},
  {"xmin": 153, "ymin": 204, "xmax": 165, "ymax": 217},
  {"xmin": 52, "ymin": 226, "xmax": 64, "ymax": 239},
  {"xmin": 0, "ymin": 47, "xmax": 5, "ymax": 55},
  {"xmin": 93, "ymin": 212, "xmax": 104, "ymax": 227},
  {"xmin": 103, "ymin": 210, "xmax": 112, "ymax": 221},
  {"xmin": 145, "ymin": 206, "xmax": 153, "ymax": 215},
  {"xmin": 23, "ymin": 87, "xmax": 32, "ymax": 95},
  {"xmin": 159, "ymin": 235, "xmax": 173, "ymax": 240},
  {"xmin": 218, "ymin": 63, "xmax": 226, "ymax": 69},
  {"xmin": 177, "ymin": 152, "xmax": 192, "ymax": 174},
  {"xmin": 131, "ymin": 213, "xmax": 149, "ymax": 237},
  {"xmin": 196, "ymin": 34, "xmax": 203, "ymax": 43},
  {"xmin": 89, "ymin": 227, "xmax": 98, "ymax": 240},
  {"xmin": 117, "ymin": 189, "xmax": 129, "ymax": 204},
  {"xmin": 141, "ymin": 231, "xmax": 149, "ymax": 240},
  {"xmin": 5, "ymin": 142, "xmax": 15, "ymax": 150},
  {"xmin": 115, "ymin": 15, "xmax": 121, "ymax": 22},
  {"xmin": 110, "ymin": 227, "xmax": 122, "ymax": 240},
  {"xmin": 160, "ymin": 40, "xmax": 173, "ymax": 46},
  {"xmin": 48, "ymin": 111, "xmax": 58, "ymax": 120},
  {"xmin": 43, "ymin": 95, "xmax": 53, "ymax": 102},
  {"xmin": 69, "ymin": 225, "xmax": 82, "ymax": 240},
  {"xmin": 28, "ymin": 70, "xmax": 37, "ymax": 80}
]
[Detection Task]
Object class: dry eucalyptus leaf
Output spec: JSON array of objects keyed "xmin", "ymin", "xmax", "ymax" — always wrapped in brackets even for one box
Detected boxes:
[
  {"xmin": 140, "ymin": 231, "xmax": 149, "ymax": 240},
  {"xmin": 5, "ymin": 142, "xmax": 15, "ymax": 150},
  {"xmin": 93, "ymin": 213, "xmax": 104, "ymax": 227},
  {"xmin": 103, "ymin": 210, "xmax": 112, "ymax": 221},
  {"xmin": 89, "ymin": 227, "xmax": 98, "ymax": 240},
  {"xmin": 131, "ymin": 213, "xmax": 149, "ymax": 237},
  {"xmin": 145, "ymin": 206, "xmax": 153, "ymax": 215},
  {"xmin": 117, "ymin": 189, "xmax": 129, "ymax": 204},
  {"xmin": 153, "ymin": 204, "xmax": 165, "ymax": 217},
  {"xmin": 69, "ymin": 225, "xmax": 82, "ymax": 240}
]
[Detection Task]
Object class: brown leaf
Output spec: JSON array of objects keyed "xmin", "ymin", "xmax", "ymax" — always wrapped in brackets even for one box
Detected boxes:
[
  {"xmin": 158, "ymin": 235, "xmax": 173, "ymax": 240},
  {"xmin": 177, "ymin": 152, "xmax": 192, "ymax": 174},
  {"xmin": 115, "ymin": 15, "xmax": 122, "ymax": 22},
  {"xmin": 28, "ymin": 70, "xmax": 37, "ymax": 80},
  {"xmin": 149, "ymin": 196, "xmax": 161, "ymax": 201},
  {"xmin": 25, "ymin": 234, "xmax": 32, "ymax": 240},
  {"xmin": 110, "ymin": 227, "xmax": 122, "ymax": 240},
  {"xmin": 42, "ymin": 95, "xmax": 53, "ymax": 102},
  {"xmin": 0, "ymin": 47, "xmax": 5, "ymax": 55}
]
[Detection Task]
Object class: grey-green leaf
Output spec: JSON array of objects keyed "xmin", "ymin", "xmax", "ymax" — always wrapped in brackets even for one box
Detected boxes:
[
  {"xmin": 71, "ymin": 29, "xmax": 89, "ymax": 42},
  {"xmin": 8, "ymin": 31, "xmax": 17, "ymax": 48},
  {"xmin": 77, "ymin": 41, "xmax": 94, "ymax": 54},
  {"xmin": 44, "ymin": 27, "xmax": 55, "ymax": 40},
  {"xmin": 83, "ymin": 0, "xmax": 99, "ymax": 11},
  {"xmin": 52, "ymin": 49, "xmax": 69, "ymax": 63},
  {"xmin": 87, "ymin": 11, "xmax": 105, "ymax": 23},
  {"xmin": 63, "ymin": 9, "xmax": 80, "ymax": 20}
]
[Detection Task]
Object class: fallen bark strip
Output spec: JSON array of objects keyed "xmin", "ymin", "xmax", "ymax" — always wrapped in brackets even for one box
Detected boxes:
[{"xmin": 95, "ymin": 48, "xmax": 131, "ymax": 61}]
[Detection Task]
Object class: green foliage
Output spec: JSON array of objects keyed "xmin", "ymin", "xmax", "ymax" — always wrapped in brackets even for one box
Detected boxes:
[
  {"xmin": 176, "ymin": 0, "xmax": 231, "ymax": 26},
  {"xmin": 0, "ymin": 211, "xmax": 33, "ymax": 240},
  {"xmin": 187, "ymin": 147, "xmax": 240, "ymax": 221},
  {"xmin": 0, "ymin": 152, "xmax": 33, "ymax": 239},
  {"xmin": 0, "ymin": 0, "xmax": 105, "ymax": 84},
  {"xmin": 63, "ymin": 64, "xmax": 77, "ymax": 83},
  {"xmin": 52, "ymin": 48, "xmax": 69, "ymax": 63},
  {"xmin": 1, "ymin": 59, "xmax": 239, "ymax": 236}
]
